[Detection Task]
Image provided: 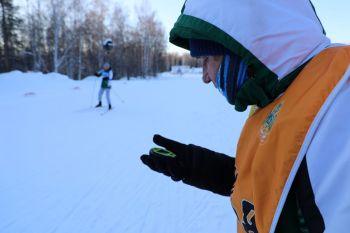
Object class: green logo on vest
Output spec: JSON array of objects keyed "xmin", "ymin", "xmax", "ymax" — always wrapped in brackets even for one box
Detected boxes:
[{"xmin": 260, "ymin": 102, "xmax": 284, "ymax": 143}]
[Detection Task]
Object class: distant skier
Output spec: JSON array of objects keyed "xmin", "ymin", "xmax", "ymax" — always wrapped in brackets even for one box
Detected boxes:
[{"xmin": 95, "ymin": 62, "xmax": 113, "ymax": 110}]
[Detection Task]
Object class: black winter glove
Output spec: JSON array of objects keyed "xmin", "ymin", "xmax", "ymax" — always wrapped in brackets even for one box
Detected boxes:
[
  {"xmin": 140, "ymin": 134, "xmax": 236, "ymax": 196},
  {"xmin": 94, "ymin": 72, "xmax": 101, "ymax": 77},
  {"xmin": 141, "ymin": 135, "xmax": 192, "ymax": 182}
]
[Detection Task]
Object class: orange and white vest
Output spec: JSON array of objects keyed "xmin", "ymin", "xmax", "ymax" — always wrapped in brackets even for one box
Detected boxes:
[{"xmin": 231, "ymin": 46, "xmax": 350, "ymax": 233}]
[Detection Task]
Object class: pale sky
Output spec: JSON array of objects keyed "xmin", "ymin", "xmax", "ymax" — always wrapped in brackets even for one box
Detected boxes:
[{"xmin": 312, "ymin": 1, "xmax": 350, "ymax": 43}]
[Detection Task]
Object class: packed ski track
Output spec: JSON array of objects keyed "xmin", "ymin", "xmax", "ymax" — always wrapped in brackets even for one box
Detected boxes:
[{"xmin": 0, "ymin": 70, "xmax": 248, "ymax": 233}]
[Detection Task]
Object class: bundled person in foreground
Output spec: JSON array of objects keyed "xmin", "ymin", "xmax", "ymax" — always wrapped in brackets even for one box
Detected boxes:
[
  {"xmin": 95, "ymin": 62, "xmax": 113, "ymax": 110},
  {"xmin": 140, "ymin": 0, "xmax": 350, "ymax": 232}
]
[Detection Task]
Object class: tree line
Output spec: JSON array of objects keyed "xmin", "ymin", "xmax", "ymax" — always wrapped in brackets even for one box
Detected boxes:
[{"xmin": 0, "ymin": 0, "xmax": 199, "ymax": 80}]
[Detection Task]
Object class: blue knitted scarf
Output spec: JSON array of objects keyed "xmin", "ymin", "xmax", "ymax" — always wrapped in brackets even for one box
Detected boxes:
[{"xmin": 216, "ymin": 54, "xmax": 249, "ymax": 105}]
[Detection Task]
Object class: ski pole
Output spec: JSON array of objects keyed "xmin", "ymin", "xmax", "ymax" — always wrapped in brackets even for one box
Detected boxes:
[
  {"xmin": 111, "ymin": 88, "xmax": 125, "ymax": 103},
  {"xmin": 90, "ymin": 77, "xmax": 98, "ymax": 107}
]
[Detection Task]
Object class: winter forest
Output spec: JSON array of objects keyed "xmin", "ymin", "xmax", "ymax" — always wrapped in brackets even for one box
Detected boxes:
[{"xmin": 0, "ymin": 0, "xmax": 198, "ymax": 80}]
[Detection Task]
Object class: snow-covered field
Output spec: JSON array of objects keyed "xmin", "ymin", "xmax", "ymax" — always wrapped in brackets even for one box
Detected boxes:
[{"xmin": 0, "ymin": 71, "xmax": 248, "ymax": 233}]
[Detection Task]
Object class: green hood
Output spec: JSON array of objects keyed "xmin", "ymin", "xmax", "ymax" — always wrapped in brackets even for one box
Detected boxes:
[{"xmin": 170, "ymin": 0, "xmax": 330, "ymax": 111}]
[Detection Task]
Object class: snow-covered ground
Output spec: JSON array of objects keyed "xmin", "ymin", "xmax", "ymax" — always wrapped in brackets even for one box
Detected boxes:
[{"xmin": 0, "ymin": 71, "xmax": 248, "ymax": 233}]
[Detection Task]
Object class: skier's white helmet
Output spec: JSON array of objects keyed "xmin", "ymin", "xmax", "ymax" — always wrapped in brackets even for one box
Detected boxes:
[{"xmin": 103, "ymin": 62, "xmax": 111, "ymax": 70}]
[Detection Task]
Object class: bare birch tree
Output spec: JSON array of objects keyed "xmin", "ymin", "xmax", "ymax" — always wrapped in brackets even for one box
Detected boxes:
[
  {"xmin": 135, "ymin": 0, "xmax": 166, "ymax": 77},
  {"xmin": 25, "ymin": 0, "xmax": 46, "ymax": 71}
]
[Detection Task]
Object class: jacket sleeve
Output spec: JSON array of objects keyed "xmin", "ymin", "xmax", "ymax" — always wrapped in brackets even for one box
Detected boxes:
[
  {"xmin": 95, "ymin": 70, "xmax": 102, "ymax": 77},
  {"xmin": 109, "ymin": 70, "xmax": 113, "ymax": 80},
  {"xmin": 182, "ymin": 145, "xmax": 236, "ymax": 196}
]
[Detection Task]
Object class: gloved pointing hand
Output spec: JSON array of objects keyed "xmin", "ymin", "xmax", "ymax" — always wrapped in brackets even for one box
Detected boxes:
[
  {"xmin": 140, "ymin": 134, "xmax": 191, "ymax": 181},
  {"xmin": 140, "ymin": 134, "xmax": 236, "ymax": 196}
]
